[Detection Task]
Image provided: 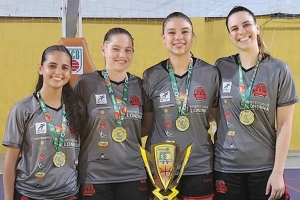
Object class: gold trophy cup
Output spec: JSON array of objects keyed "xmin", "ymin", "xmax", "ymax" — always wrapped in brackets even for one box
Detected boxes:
[{"xmin": 140, "ymin": 143, "xmax": 193, "ymax": 200}]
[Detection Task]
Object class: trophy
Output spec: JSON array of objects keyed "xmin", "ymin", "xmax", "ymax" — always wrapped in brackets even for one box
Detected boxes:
[{"xmin": 140, "ymin": 143, "xmax": 193, "ymax": 200}]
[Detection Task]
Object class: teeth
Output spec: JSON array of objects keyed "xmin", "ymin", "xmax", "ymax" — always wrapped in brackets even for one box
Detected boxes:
[
  {"xmin": 52, "ymin": 77, "xmax": 62, "ymax": 80},
  {"xmin": 116, "ymin": 60, "xmax": 126, "ymax": 63},
  {"xmin": 239, "ymin": 37, "xmax": 249, "ymax": 42}
]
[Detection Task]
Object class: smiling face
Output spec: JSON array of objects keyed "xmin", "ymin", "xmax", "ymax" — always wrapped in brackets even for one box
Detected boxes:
[
  {"xmin": 227, "ymin": 11, "xmax": 260, "ymax": 52},
  {"xmin": 162, "ymin": 17, "xmax": 194, "ymax": 57},
  {"xmin": 101, "ymin": 34, "xmax": 134, "ymax": 73},
  {"xmin": 38, "ymin": 51, "xmax": 72, "ymax": 90}
]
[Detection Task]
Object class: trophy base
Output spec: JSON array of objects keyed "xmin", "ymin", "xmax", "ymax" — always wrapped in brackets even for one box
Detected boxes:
[{"xmin": 153, "ymin": 188, "xmax": 179, "ymax": 200}]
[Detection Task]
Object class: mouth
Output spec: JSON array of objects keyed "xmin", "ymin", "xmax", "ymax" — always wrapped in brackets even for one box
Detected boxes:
[
  {"xmin": 115, "ymin": 60, "xmax": 127, "ymax": 64},
  {"xmin": 238, "ymin": 36, "xmax": 250, "ymax": 42},
  {"xmin": 52, "ymin": 77, "xmax": 63, "ymax": 81}
]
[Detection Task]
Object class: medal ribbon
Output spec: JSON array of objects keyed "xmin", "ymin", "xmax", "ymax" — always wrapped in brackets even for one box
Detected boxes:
[
  {"xmin": 237, "ymin": 55, "xmax": 261, "ymax": 110},
  {"xmin": 37, "ymin": 91, "xmax": 66, "ymax": 152},
  {"xmin": 103, "ymin": 70, "xmax": 128, "ymax": 127},
  {"xmin": 167, "ymin": 58, "xmax": 193, "ymax": 116}
]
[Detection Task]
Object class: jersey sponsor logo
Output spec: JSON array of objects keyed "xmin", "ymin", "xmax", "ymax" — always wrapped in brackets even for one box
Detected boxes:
[
  {"xmin": 95, "ymin": 94, "xmax": 107, "ymax": 104},
  {"xmin": 225, "ymin": 111, "xmax": 232, "ymax": 119},
  {"xmin": 252, "ymin": 83, "xmax": 268, "ymax": 98},
  {"xmin": 98, "ymin": 141, "xmax": 109, "ymax": 148},
  {"xmin": 38, "ymin": 140, "xmax": 46, "ymax": 150},
  {"xmin": 227, "ymin": 131, "xmax": 235, "ymax": 138},
  {"xmin": 249, "ymin": 101, "xmax": 270, "ymax": 111},
  {"xmin": 34, "ymin": 136, "xmax": 50, "ymax": 141},
  {"xmin": 126, "ymin": 110, "xmax": 142, "ymax": 120},
  {"xmin": 39, "ymin": 152, "xmax": 46, "ymax": 161},
  {"xmin": 35, "ymin": 122, "xmax": 47, "ymax": 134},
  {"xmin": 158, "ymin": 103, "xmax": 175, "ymax": 109},
  {"xmin": 189, "ymin": 105, "xmax": 208, "ymax": 114},
  {"xmin": 226, "ymin": 121, "xmax": 234, "ymax": 128},
  {"xmin": 64, "ymin": 138, "xmax": 80, "ymax": 148},
  {"xmin": 37, "ymin": 162, "xmax": 44, "ymax": 169},
  {"xmin": 162, "ymin": 109, "xmax": 171, "ymax": 118},
  {"xmin": 130, "ymin": 95, "xmax": 142, "ymax": 107},
  {"xmin": 193, "ymin": 86, "xmax": 207, "ymax": 101},
  {"xmin": 35, "ymin": 172, "xmax": 46, "ymax": 180},
  {"xmin": 165, "ymin": 130, "xmax": 174, "ymax": 137},
  {"xmin": 160, "ymin": 91, "xmax": 170, "ymax": 102},
  {"xmin": 98, "ymin": 131, "xmax": 109, "ymax": 138},
  {"xmin": 222, "ymin": 82, "xmax": 232, "ymax": 93},
  {"xmin": 97, "ymin": 153, "xmax": 110, "ymax": 162},
  {"xmin": 164, "ymin": 120, "xmax": 172, "ymax": 129},
  {"xmin": 99, "ymin": 122, "xmax": 107, "ymax": 130}
]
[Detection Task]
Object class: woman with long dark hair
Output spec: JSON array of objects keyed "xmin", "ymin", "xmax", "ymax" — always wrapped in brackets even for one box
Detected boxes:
[{"xmin": 3, "ymin": 45, "xmax": 85, "ymax": 200}]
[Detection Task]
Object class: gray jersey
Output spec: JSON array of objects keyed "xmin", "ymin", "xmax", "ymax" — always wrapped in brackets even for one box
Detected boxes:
[
  {"xmin": 74, "ymin": 71, "xmax": 146, "ymax": 184},
  {"xmin": 214, "ymin": 55, "xmax": 299, "ymax": 173},
  {"xmin": 2, "ymin": 95, "xmax": 80, "ymax": 200},
  {"xmin": 143, "ymin": 58, "xmax": 220, "ymax": 175}
]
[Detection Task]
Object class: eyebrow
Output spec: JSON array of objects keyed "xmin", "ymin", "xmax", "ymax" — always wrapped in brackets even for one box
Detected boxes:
[
  {"xmin": 48, "ymin": 62, "xmax": 70, "ymax": 67},
  {"xmin": 111, "ymin": 45, "xmax": 133, "ymax": 49},
  {"xmin": 229, "ymin": 20, "xmax": 252, "ymax": 30},
  {"xmin": 166, "ymin": 27, "xmax": 191, "ymax": 31}
]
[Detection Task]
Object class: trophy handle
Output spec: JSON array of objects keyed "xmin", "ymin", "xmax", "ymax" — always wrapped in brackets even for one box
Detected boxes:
[
  {"xmin": 140, "ymin": 146, "xmax": 157, "ymax": 187},
  {"xmin": 172, "ymin": 143, "xmax": 193, "ymax": 186}
]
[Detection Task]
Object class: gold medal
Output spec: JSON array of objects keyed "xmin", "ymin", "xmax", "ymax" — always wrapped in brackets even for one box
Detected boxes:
[
  {"xmin": 176, "ymin": 116, "xmax": 190, "ymax": 132},
  {"xmin": 239, "ymin": 110, "xmax": 255, "ymax": 125},
  {"xmin": 112, "ymin": 127, "xmax": 127, "ymax": 142},
  {"xmin": 53, "ymin": 152, "xmax": 66, "ymax": 167}
]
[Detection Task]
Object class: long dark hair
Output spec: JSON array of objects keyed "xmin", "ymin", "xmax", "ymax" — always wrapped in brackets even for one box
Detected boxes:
[
  {"xmin": 226, "ymin": 6, "xmax": 270, "ymax": 58},
  {"xmin": 35, "ymin": 45, "xmax": 84, "ymax": 136}
]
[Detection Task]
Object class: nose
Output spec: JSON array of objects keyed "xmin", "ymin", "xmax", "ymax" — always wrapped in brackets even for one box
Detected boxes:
[
  {"xmin": 119, "ymin": 50, "xmax": 126, "ymax": 57},
  {"xmin": 55, "ymin": 66, "xmax": 63, "ymax": 74},
  {"xmin": 175, "ymin": 32, "xmax": 183, "ymax": 39},
  {"xmin": 238, "ymin": 27, "xmax": 246, "ymax": 35}
]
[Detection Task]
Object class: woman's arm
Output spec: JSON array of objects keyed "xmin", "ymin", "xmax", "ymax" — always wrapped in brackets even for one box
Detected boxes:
[
  {"xmin": 141, "ymin": 112, "xmax": 153, "ymax": 137},
  {"xmin": 266, "ymin": 104, "xmax": 295, "ymax": 200},
  {"xmin": 3, "ymin": 146, "xmax": 21, "ymax": 200}
]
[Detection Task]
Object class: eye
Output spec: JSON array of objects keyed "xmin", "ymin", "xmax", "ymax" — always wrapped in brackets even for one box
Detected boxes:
[
  {"xmin": 112, "ymin": 48, "xmax": 119, "ymax": 51},
  {"xmin": 126, "ymin": 49, "xmax": 133, "ymax": 53},
  {"xmin": 230, "ymin": 27, "xmax": 238, "ymax": 32},
  {"xmin": 168, "ymin": 31, "xmax": 175, "ymax": 35},
  {"xmin": 62, "ymin": 66, "xmax": 70, "ymax": 70},
  {"xmin": 48, "ymin": 64, "xmax": 56, "ymax": 68},
  {"xmin": 182, "ymin": 30, "xmax": 189, "ymax": 34}
]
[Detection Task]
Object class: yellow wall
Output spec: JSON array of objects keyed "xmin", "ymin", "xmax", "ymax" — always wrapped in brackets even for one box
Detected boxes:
[{"xmin": 0, "ymin": 17, "xmax": 299, "ymax": 154}]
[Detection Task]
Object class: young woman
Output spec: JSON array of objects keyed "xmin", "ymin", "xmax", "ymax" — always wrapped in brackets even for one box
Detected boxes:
[
  {"xmin": 142, "ymin": 12, "xmax": 220, "ymax": 200},
  {"xmin": 214, "ymin": 6, "xmax": 298, "ymax": 200},
  {"xmin": 3, "ymin": 45, "xmax": 85, "ymax": 200},
  {"xmin": 74, "ymin": 27, "xmax": 147, "ymax": 200}
]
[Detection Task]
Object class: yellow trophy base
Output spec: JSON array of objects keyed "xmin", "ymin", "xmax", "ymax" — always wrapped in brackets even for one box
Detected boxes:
[{"xmin": 153, "ymin": 187, "xmax": 179, "ymax": 200}]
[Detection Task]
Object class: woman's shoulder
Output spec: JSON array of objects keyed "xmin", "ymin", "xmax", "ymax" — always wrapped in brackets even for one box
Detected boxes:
[
  {"xmin": 143, "ymin": 59, "xmax": 168, "ymax": 77},
  {"xmin": 215, "ymin": 55, "xmax": 237, "ymax": 67},
  {"xmin": 10, "ymin": 94, "xmax": 39, "ymax": 115}
]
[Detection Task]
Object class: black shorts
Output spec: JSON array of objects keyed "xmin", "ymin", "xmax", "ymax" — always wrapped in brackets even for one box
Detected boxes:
[
  {"xmin": 79, "ymin": 179, "xmax": 148, "ymax": 200},
  {"xmin": 14, "ymin": 189, "xmax": 77, "ymax": 200},
  {"xmin": 148, "ymin": 173, "xmax": 214, "ymax": 200},
  {"xmin": 214, "ymin": 170, "xmax": 290, "ymax": 200}
]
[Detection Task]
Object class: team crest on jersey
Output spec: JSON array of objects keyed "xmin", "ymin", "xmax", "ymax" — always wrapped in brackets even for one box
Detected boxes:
[
  {"xmin": 252, "ymin": 83, "xmax": 268, "ymax": 98},
  {"xmin": 160, "ymin": 91, "xmax": 170, "ymax": 102},
  {"xmin": 193, "ymin": 86, "xmax": 207, "ymax": 101},
  {"xmin": 95, "ymin": 94, "xmax": 107, "ymax": 104},
  {"xmin": 222, "ymin": 82, "xmax": 232, "ymax": 93},
  {"xmin": 130, "ymin": 95, "xmax": 142, "ymax": 107},
  {"xmin": 35, "ymin": 122, "xmax": 47, "ymax": 134}
]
